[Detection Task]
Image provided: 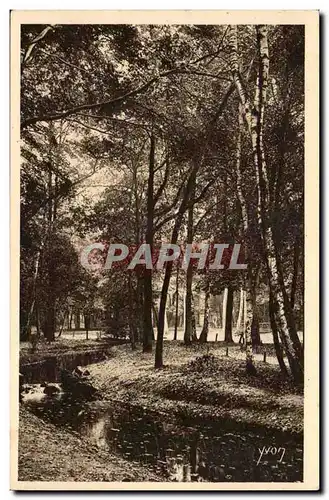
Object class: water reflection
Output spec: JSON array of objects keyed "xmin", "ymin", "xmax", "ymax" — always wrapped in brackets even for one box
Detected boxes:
[{"xmin": 23, "ymin": 386, "xmax": 303, "ymax": 482}]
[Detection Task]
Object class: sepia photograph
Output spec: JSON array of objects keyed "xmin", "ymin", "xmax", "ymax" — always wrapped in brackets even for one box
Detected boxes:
[{"xmin": 10, "ymin": 10, "xmax": 319, "ymax": 491}]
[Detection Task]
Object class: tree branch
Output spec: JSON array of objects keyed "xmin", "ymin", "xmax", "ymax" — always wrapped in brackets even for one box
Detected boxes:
[
  {"xmin": 153, "ymin": 158, "xmax": 170, "ymax": 206},
  {"xmin": 21, "ymin": 25, "xmax": 56, "ymax": 67},
  {"xmin": 189, "ymin": 178, "xmax": 217, "ymax": 207},
  {"xmin": 39, "ymin": 49, "xmax": 92, "ymax": 75},
  {"xmin": 21, "ymin": 68, "xmax": 178, "ymax": 129}
]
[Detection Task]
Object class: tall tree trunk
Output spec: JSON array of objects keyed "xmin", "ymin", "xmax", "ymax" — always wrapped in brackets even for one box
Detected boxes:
[
  {"xmin": 290, "ymin": 234, "xmax": 301, "ymax": 311},
  {"xmin": 136, "ymin": 276, "xmax": 144, "ymax": 342},
  {"xmin": 164, "ymin": 308, "xmax": 169, "ymax": 337},
  {"xmin": 69, "ymin": 311, "xmax": 73, "ymax": 330},
  {"xmin": 155, "ymin": 163, "xmax": 198, "ymax": 368},
  {"xmin": 270, "ymin": 61, "xmax": 302, "ymax": 359},
  {"xmin": 245, "ymin": 288, "xmax": 256, "ymax": 374},
  {"xmin": 199, "ymin": 283, "xmax": 210, "ymax": 343},
  {"xmin": 184, "ymin": 171, "xmax": 196, "ymax": 346},
  {"xmin": 251, "ymin": 267, "xmax": 261, "ymax": 347},
  {"xmin": 269, "ymin": 290, "xmax": 288, "ymax": 375},
  {"xmin": 236, "ymin": 288, "xmax": 244, "ymax": 333},
  {"xmin": 35, "ymin": 300, "xmax": 41, "ymax": 337},
  {"xmin": 143, "ymin": 134, "xmax": 156, "ymax": 353},
  {"xmin": 132, "ymin": 158, "xmax": 144, "ymax": 344},
  {"xmin": 224, "ymin": 287, "xmax": 234, "ymax": 343},
  {"xmin": 222, "ymin": 288, "xmax": 228, "ymax": 335},
  {"xmin": 84, "ymin": 313, "xmax": 90, "ymax": 340},
  {"xmin": 56, "ymin": 307, "xmax": 67, "ymax": 338},
  {"xmin": 128, "ymin": 274, "xmax": 136, "ymax": 350},
  {"xmin": 274, "ymin": 248, "xmax": 303, "ymax": 359},
  {"xmin": 44, "ymin": 300, "xmax": 56, "ymax": 341},
  {"xmin": 251, "ymin": 314, "xmax": 260, "ymax": 347},
  {"xmin": 184, "ymin": 265, "xmax": 193, "ymax": 345},
  {"xmin": 75, "ymin": 310, "xmax": 81, "ymax": 330},
  {"xmin": 236, "ymin": 101, "xmax": 258, "ymax": 364},
  {"xmin": 229, "ymin": 24, "xmax": 303, "ymax": 382},
  {"xmin": 25, "ymin": 244, "xmax": 43, "ymax": 339},
  {"xmin": 173, "ymin": 266, "xmax": 179, "ymax": 340},
  {"xmin": 44, "ymin": 164, "xmax": 56, "ymax": 342},
  {"xmin": 243, "ymin": 291, "xmax": 247, "ymax": 339},
  {"xmin": 191, "ymin": 294, "xmax": 198, "ymax": 342},
  {"xmin": 152, "ymin": 301, "xmax": 159, "ymax": 329}
]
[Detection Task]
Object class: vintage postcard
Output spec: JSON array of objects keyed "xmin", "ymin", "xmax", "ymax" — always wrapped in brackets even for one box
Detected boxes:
[{"xmin": 10, "ymin": 10, "xmax": 319, "ymax": 491}]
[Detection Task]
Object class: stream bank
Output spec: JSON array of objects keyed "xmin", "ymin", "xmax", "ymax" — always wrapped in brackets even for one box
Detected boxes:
[
  {"xmin": 19, "ymin": 341, "xmax": 303, "ymax": 483},
  {"xmin": 88, "ymin": 342, "xmax": 303, "ymax": 435},
  {"xmin": 19, "ymin": 408, "xmax": 162, "ymax": 482},
  {"xmin": 19, "ymin": 338, "xmax": 126, "ymax": 383}
]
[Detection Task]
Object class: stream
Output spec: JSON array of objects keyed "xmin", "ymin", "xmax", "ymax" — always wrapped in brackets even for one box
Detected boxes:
[{"xmin": 21, "ymin": 381, "xmax": 303, "ymax": 483}]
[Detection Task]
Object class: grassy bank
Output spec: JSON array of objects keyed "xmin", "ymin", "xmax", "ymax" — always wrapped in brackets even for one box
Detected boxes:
[
  {"xmin": 88, "ymin": 342, "xmax": 303, "ymax": 435},
  {"xmin": 20, "ymin": 337, "xmax": 117, "ymax": 365},
  {"xmin": 18, "ymin": 407, "xmax": 162, "ymax": 482}
]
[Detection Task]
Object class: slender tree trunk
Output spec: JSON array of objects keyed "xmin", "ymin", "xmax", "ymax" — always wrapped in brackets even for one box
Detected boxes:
[
  {"xmin": 155, "ymin": 260, "xmax": 174, "ymax": 368},
  {"xmin": 75, "ymin": 310, "xmax": 81, "ymax": 330},
  {"xmin": 173, "ymin": 267, "xmax": 179, "ymax": 340},
  {"xmin": 132, "ymin": 161, "xmax": 144, "ymax": 344},
  {"xmin": 229, "ymin": 24, "xmax": 302, "ymax": 382},
  {"xmin": 155, "ymin": 163, "xmax": 198, "ymax": 368},
  {"xmin": 143, "ymin": 134, "xmax": 156, "ymax": 353},
  {"xmin": 44, "ymin": 164, "xmax": 57, "ymax": 342},
  {"xmin": 25, "ymin": 244, "xmax": 43, "ymax": 339},
  {"xmin": 245, "ymin": 288, "xmax": 256, "ymax": 374},
  {"xmin": 35, "ymin": 301, "xmax": 41, "ymax": 337},
  {"xmin": 56, "ymin": 308, "xmax": 67, "ymax": 338},
  {"xmin": 224, "ymin": 287, "xmax": 234, "ymax": 343},
  {"xmin": 191, "ymin": 294, "xmax": 198, "ymax": 342},
  {"xmin": 44, "ymin": 301, "xmax": 56, "ymax": 341},
  {"xmin": 236, "ymin": 101, "xmax": 258, "ymax": 363},
  {"xmin": 270, "ymin": 69, "xmax": 302, "ymax": 360},
  {"xmin": 184, "ymin": 268, "xmax": 193, "ymax": 345},
  {"xmin": 164, "ymin": 308, "xmax": 169, "ymax": 337},
  {"xmin": 251, "ymin": 314, "xmax": 260, "ymax": 346},
  {"xmin": 236, "ymin": 288, "xmax": 244, "ymax": 334},
  {"xmin": 143, "ymin": 270, "xmax": 153, "ymax": 351},
  {"xmin": 222, "ymin": 288, "xmax": 228, "ymax": 335},
  {"xmin": 128, "ymin": 274, "xmax": 136, "ymax": 350},
  {"xmin": 251, "ymin": 268, "xmax": 261, "ymax": 347},
  {"xmin": 184, "ymin": 171, "xmax": 196, "ymax": 346},
  {"xmin": 290, "ymin": 234, "xmax": 301, "ymax": 310},
  {"xmin": 275, "ymin": 248, "xmax": 303, "ymax": 359},
  {"xmin": 152, "ymin": 302, "xmax": 158, "ymax": 326},
  {"xmin": 269, "ymin": 291, "xmax": 288, "ymax": 375},
  {"xmin": 199, "ymin": 283, "xmax": 210, "ymax": 343},
  {"xmin": 182, "ymin": 290, "xmax": 186, "ymax": 332},
  {"xmin": 135, "ymin": 276, "xmax": 144, "ymax": 342},
  {"xmin": 238, "ymin": 290, "xmax": 246, "ymax": 344}
]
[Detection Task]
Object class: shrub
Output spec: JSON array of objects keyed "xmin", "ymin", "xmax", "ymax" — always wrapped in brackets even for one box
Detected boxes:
[{"xmin": 187, "ymin": 353, "xmax": 220, "ymax": 373}]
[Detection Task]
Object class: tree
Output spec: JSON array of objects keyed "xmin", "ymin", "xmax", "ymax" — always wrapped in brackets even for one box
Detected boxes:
[{"xmin": 228, "ymin": 24, "xmax": 303, "ymax": 381}]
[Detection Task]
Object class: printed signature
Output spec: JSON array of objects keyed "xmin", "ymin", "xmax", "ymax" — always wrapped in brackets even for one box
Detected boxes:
[{"xmin": 256, "ymin": 446, "xmax": 286, "ymax": 466}]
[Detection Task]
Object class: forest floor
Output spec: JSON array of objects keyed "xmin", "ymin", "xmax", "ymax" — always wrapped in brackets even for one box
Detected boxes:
[
  {"xmin": 18, "ymin": 407, "xmax": 163, "ymax": 482},
  {"xmin": 88, "ymin": 342, "xmax": 303, "ymax": 436}
]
